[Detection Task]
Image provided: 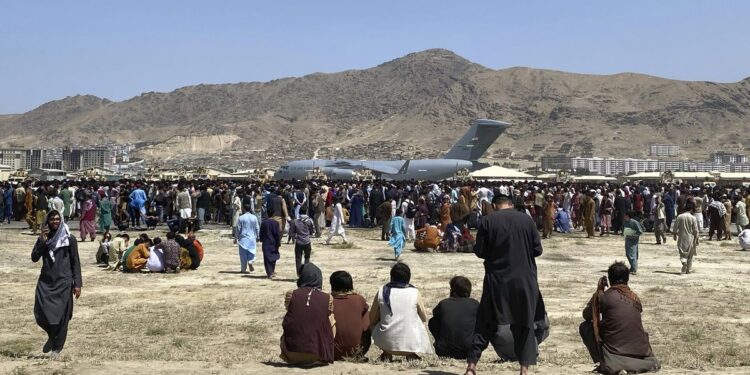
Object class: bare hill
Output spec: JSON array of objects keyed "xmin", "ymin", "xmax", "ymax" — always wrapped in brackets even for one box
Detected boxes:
[{"xmin": 2, "ymin": 49, "xmax": 749, "ymax": 162}]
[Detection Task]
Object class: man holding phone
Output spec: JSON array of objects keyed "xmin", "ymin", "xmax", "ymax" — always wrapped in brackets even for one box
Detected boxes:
[
  {"xmin": 31, "ymin": 210, "xmax": 82, "ymax": 359},
  {"xmin": 579, "ymin": 262, "xmax": 659, "ymax": 375}
]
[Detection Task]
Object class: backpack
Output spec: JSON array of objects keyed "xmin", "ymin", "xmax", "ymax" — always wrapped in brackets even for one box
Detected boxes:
[{"xmin": 405, "ymin": 200, "xmax": 417, "ymax": 219}]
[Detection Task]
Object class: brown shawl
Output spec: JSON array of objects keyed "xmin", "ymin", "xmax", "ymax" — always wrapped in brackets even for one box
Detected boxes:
[{"xmin": 591, "ymin": 284, "xmax": 642, "ymax": 344}]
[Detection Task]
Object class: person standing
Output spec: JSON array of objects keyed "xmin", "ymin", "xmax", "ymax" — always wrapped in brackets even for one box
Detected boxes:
[
  {"xmin": 234, "ymin": 202, "xmax": 259, "ymax": 273},
  {"xmin": 325, "ymin": 197, "xmax": 348, "ymax": 245},
  {"xmin": 33, "ymin": 188, "xmax": 49, "ymax": 235},
  {"xmin": 707, "ymin": 198, "xmax": 724, "ymax": 240},
  {"xmin": 175, "ymin": 185, "xmax": 192, "ymax": 232},
  {"xmin": 663, "ymin": 191, "xmax": 675, "ymax": 233},
  {"xmin": 312, "ymin": 188, "xmax": 326, "ymax": 237},
  {"xmin": 541, "ymin": 194, "xmax": 556, "ymax": 239},
  {"xmin": 600, "ymin": 193, "xmax": 613, "ymax": 236},
  {"xmin": 622, "ymin": 211, "xmax": 643, "ymax": 275},
  {"xmin": 389, "ymin": 209, "xmax": 407, "ymax": 260},
  {"xmin": 673, "ymin": 202, "xmax": 700, "ymax": 274},
  {"xmin": 259, "ymin": 207, "xmax": 282, "ymax": 279},
  {"xmin": 723, "ymin": 196, "xmax": 733, "ymax": 240},
  {"xmin": 97, "ymin": 195, "xmax": 114, "ymax": 234},
  {"xmin": 196, "ymin": 186, "xmax": 210, "ymax": 228},
  {"xmin": 654, "ymin": 195, "xmax": 667, "ymax": 245},
  {"xmin": 378, "ymin": 200, "xmax": 393, "ymax": 241},
  {"xmin": 735, "ymin": 197, "xmax": 748, "ymax": 234},
  {"xmin": 583, "ymin": 191, "xmax": 596, "ymax": 238},
  {"xmin": 693, "ymin": 192, "xmax": 704, "ymax": 232},
  {"xmin": 288, "ymin": 207, "xmax": 315, "ymax": 275},
  {"xmin": 129, "ymin": 184, "xmax": 147, "ymax": 229},
  {"xmin": 79, "ymin": 194, "xmax": 97, "ymax": 242},
  {"xmin": 465, "ymin": 195, "xmax": 546, "ymax": 375},
  {"xmin": 31, "ymin": 210, "xmax": 82, "ymax": 359},
  {"xmin": 3, "ymin": 182, "xmax": 13, "ymax": 224}
]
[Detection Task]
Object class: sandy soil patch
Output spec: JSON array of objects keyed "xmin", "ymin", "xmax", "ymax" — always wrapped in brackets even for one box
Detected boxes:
[{"xmin": 1, "ymin": 225, "xmax": 750, "ymax": 374}]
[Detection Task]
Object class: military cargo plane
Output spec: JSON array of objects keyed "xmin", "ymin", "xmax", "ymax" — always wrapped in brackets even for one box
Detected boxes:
[{"xmin": 273, "ymin": 119, "xmax": 511, "ymax": 181}]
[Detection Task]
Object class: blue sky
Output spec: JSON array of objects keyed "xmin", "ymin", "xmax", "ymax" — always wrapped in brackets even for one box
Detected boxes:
[{"xmin": 2, "ymin": 1, "xmax": 748, "ymax": 113}]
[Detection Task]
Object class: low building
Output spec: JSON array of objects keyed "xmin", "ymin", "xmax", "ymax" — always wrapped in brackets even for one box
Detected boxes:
[
  {"xmin": 28, "ymin": 168, "xmax": 68, "ymax": 181},
  {"xmin": 649, "ymin": 144, "xmax": 680, "ymax": 157},
  {"xmin": 540, "ymin": 155, "xmax": 572, "ymax": 171}
]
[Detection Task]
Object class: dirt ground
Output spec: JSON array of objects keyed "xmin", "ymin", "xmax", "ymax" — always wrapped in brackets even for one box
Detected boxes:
[{"xmin": 2, "ymin": 222, "xmax": 750, "ymax": 375}]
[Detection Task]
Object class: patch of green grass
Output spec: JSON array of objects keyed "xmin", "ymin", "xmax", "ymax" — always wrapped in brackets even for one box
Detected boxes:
[
  {"xmin": 172, "ymin": 337, "xmax": 187, "ymax": 348},
  {"xmin": 543, "ymin": 253, "xmax": 581, "ymax": 263},
  {"xmin": 331, "ymin": 242, "xmax": 357, "ymax": 249},
  {"xmin": 244, "ymin": 321, "xmax": 270, "ymax": 345},
  {"xmin": 145, "ymin": 326, "xmax": 167, "ymax": 336},
  {"xmin": 10, "ymin": 367, "xmax": 30, "ymax": 375},
  {"xmin": 647, "ymin": 286, "xmax": 668, "ymax": 293},
  {"xmin": 681, "ymin": 326, "xmax": 705, "ymax": 342},
  {"xmin": 0, "ymin": 338, "xmax": 36, "ymax": 358}
]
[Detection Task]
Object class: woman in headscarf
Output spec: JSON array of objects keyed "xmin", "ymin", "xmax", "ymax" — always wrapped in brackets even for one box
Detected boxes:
[
  {"xmin": 31, "ymin": 210, "xmax": 82, "ymax": 358},
  {"xmin": 280, "ymin": 263, "xmax": 335, "ymax": 365},
  {"xmin": 389, "ymin": 209, "xmax": 407, "ymax": 260},
  {"xmin": 370, "ymin": 262, "xmax": 432, "ymax": 361},
  {"xmin": 79, "ymin": 193, "xmax": 97, "ymax": 242}
]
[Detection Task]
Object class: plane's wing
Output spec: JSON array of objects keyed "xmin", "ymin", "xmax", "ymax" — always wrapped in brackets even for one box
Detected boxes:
[
  {"xmin": 327, "ymin": 160, "xmax": 401, "ymax": 175},
  {"xmin": 357, "ymin": 161, "xmax": 401, "ymax": 175}
]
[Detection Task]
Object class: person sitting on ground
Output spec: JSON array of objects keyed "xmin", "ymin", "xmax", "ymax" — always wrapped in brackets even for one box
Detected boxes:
[
  {"xmin": 96, "ymin": 232, "xmax": 113, "ymax": 266},
  {"xmin": 370, "ymin": 262, "xmax": 433, "ymax": 361},
  {"xmin": 429, "ymin": 276, "xmax": 479, "ymax": 359},
  {"xmin": 125, "ymin": 238, "xmax": 152, "ymax": 272},
  {"xmin": 439, "ymin": 223, "xmax": 461, "ymax": 253},
  {"xmin": 414, "ymin": 224, "xmax": 441, "ymax": 252},
  {"xmin": 176, "ymin": 234, "xmax": 201, "ymax": 270},
  {"xmin": 428, "ymin": 276, "xmax": 549, "ymax": 361},
  {"xmin": 106, "ymin": 233, "xmax": 129, "ymax": 270},
  {"xmin": 457, "ymin": 227, "xmax": 475, "ymax": 253},
  {"xmin": 147, "ymin": 237, "xmax": 165, "ymax": 272},
  {"xmin": 580, "ymin": 261, "xmax": 660, "ymax": 375},
  {"xmin": 155, "ymin": 231, "xmax": 180, "ymax": 273},
  {"xmin": 739, "ymin": 226, "xmax": 750, "ymax": 250},
  {"xmin": 330, "ymin": 270, "xmax": 371, "ymax": 361},
  {"xmin": 555, "ymin": 208, "xmax": 572, "ymax": 233},
  {"xmin": 280, "ymin": 263, "xmax": 335, "ymax": 365},
  {"xmin": 187, "ymin": 233, "xmax": 204, "ymax": 263},
  {"xmin": 144, "ymin": 208, "xmax": 159, "ymax": 230},
  {"xmin": 120, "ymin": 234, "xmax": 150, "ymax": 272}
]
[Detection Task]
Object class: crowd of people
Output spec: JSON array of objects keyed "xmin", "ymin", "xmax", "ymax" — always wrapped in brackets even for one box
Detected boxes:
[{"xmin": 20, "ymin": 175, "xmax": 750, "ymax": 373}]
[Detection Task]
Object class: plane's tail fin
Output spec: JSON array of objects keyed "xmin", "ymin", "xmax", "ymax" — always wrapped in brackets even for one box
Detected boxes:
[
  {"xmin": 443, "ymin": 119, "xmax": 511, "ymax": 161},
  {"xmin": 397, "ymin": 160, "xmax": 410, "ymax": 174}
]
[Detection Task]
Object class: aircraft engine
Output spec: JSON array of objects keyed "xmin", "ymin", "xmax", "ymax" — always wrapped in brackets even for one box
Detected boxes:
[{"xmin": 325, "ymin": 168, "xmax": 356, "ymax": 180}]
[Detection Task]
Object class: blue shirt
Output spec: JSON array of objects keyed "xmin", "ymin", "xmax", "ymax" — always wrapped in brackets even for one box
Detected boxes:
[
  {"xmin": 236, "ymin": 212, "xmax": 259, "ymax": 252},
  {"xmin": 129, "ymin": 188, "xmax": 147, "ymax": 209}
]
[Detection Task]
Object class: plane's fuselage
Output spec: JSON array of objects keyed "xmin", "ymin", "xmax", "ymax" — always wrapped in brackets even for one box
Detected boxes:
[{"xmin": 274, "ymin": 158, "xmax": 473, "ymax": 181}]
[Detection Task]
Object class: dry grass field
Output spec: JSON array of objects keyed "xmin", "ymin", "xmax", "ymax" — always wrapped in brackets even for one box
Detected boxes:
[{"xmin": 2, "ymin": 224, "xmax": 750, "ymax": 374}]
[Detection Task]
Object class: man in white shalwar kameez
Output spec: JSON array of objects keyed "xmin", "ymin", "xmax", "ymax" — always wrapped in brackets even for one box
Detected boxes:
[
  {"xmin": 673, "ymin": 202, "xmax": 700, "ymax": 274},
  {"xmin": 325, "ymin": 198, "xmax": 347, "ymax": 245}
]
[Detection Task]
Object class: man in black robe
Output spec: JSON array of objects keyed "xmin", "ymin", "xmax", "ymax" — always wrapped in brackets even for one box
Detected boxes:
[
  {"xmin": 465, "ymin": 195, "xmax": 545, "ymax": 375},
  {"xmin": 31, "ymin": 210, "xmax": 82, "ymax": 358}
]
